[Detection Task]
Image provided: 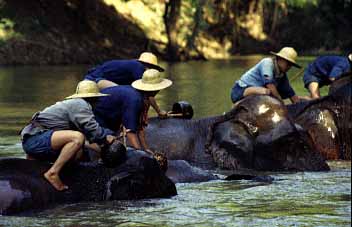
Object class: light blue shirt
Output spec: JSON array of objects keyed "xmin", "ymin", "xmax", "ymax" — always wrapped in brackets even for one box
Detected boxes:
[
  {"xmin": 234, "ymin": 57, "xmax": 295, "ymax": 99},
  {"xmin": 237, "ymin": 58, "xmax": 278, "ymax": 87}
]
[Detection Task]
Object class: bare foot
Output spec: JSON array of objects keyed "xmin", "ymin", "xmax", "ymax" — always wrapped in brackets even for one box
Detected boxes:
[{"xmin": 44, "ymin": 171, "xmax": 68, "ymax": 191}]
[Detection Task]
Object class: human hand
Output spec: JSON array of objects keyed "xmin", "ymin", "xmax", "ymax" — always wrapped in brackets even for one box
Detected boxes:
[
  {"xmin": 157, "ymin": 110, "xmax": 168, "ymax": 119},
  {"xmin": 106, "ymin": 135, "xmax": 116, "ymax": 144},
  {"xmin": 298, "ymin": 96, "xmax": 312, "ymax": 101},
  {"xmin": 145, "ymin": 148, "xmax": 155, "ymax": 155}
]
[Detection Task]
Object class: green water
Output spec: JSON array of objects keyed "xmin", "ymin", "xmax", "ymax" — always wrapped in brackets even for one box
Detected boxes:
[{"xmin": 0, "ymin": 57, "xmax": 349, "ymax": 226}]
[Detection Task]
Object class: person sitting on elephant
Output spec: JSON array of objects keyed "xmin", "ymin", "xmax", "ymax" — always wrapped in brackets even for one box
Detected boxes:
[
  {"xmin": 84, "ymin": 52, "xmax": 168, "ymax": 118},
  {"xmin": 20, "ymin": 80, "xmax": 116, "ymax": 191},
  {"xmin": 303, "ymin": 53, "xmax": 352, "ymax": 99},
  {"xmin": 94, "ymin": 69, "xmax": 172, "ymax": 155},
  {"xmin": 231, "ymin": 47, "xmax": 305, "ymax": 104}
]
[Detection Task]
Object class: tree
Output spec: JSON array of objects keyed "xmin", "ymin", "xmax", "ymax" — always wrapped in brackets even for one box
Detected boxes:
[{"xmin": 163, "ymin": 0, "xmax": 181, "ymax": 61}]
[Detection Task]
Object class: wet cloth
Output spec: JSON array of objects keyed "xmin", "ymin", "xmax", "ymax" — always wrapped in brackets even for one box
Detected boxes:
[
  {"xmin": 84, "ymin": 60, "xmax": 145, "ymax": 85},
  {"xmin": 94, "ymin": 86, "xmax": 144, "ymax": 133},
  {"xmin": 230, "ymin": 57, "xmax": 295, "ymax": 102},
  {"xmin": 20, "ymin": 98, "xmax": 113, "ymax": 145},
  {"xmin": 303, "ymin": 56, "xmax": 351, "ymax": 88}
]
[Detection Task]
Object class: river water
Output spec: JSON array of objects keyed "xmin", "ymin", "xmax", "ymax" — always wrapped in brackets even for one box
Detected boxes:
[{"xmin": 0, "ymin": 57, "xmax": 350, "ymax": 226}]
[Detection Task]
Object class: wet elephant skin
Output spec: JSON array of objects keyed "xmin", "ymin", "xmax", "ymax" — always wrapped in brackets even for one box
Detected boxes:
[
  {"xmin": 287, "ymin": 75, "xmax": 351, "ymax": 160},
  {"xmin": 146, "ymin": 95, "xmax": 329, "ymax": 172},
  {"xmin": 0, "ymin": 150, "xmax": 176, "ymax": 215}
]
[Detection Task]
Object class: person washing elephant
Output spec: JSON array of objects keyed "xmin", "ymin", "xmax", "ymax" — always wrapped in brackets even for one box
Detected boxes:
[
  {"xmin": 20, "ymin": 81, "xmax": 116, "ymax": 191},
  {"xmin": 84, "ymin": 52, "xmax": 168, "ymax": 118},
  {"xmin": 94, "ymin": 69, "xmax": 172, "ymax": 155},
  {"xmin": 303, "ymin": 53, "xmax": 352, "ymax": 99},
  {"xmin": 230, "ymin": 47, "xmax": 308, "ymax": 104}
]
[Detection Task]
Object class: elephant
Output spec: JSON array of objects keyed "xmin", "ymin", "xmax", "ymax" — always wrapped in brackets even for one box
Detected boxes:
[
  {"xmin": 287, "ymin": 74, "xmax": 351, "ymax": 160},
  {"xmin": 145, "ymin": 95, "xmax": 329, "ymax": 172},
  {"xmin": 0, "ymin": 149, "xmax": 176, "ymax": 216}
]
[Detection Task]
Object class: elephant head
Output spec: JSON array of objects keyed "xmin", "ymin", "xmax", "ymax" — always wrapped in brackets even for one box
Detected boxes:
[{"xmin": 206, "ymin": 95, "xmax": 329, "ymax": 171}]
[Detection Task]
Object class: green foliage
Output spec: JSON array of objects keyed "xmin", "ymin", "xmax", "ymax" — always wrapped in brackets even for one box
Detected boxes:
[{"xmin": 0, "ymin": 18, "xmax": 22, "ymax": 42}]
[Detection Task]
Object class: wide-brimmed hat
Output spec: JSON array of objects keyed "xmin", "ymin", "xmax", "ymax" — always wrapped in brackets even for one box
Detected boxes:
[
  {"xmin": 132, "ymin": 69, "xmax": 172, "ymax": 91},
  {"xmin": 270, "ymin": 47, "xmax": 301, "ymax": 68},
  {"xmin": 65, "ymin": 80, "xmax": 110, "ymax": 99},
  {"xmin": 137, "ymin": 52, "xmax": 165, "ymax": 72}
]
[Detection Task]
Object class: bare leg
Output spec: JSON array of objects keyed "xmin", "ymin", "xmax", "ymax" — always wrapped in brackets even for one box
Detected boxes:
[
  {"xmin": 308, "ymin": 82, "xmax": 320, "ymax": 99},
  {"xmin": 44, "ymin": 130, "xmax": 84, "ymax": 191},
  {"xmin": 97, "ymin": 80, "xmax": 118, "ymax": 90},
  {"xmin": 243, "ymin": 87, "xmax": 271, "ymax": 97}
]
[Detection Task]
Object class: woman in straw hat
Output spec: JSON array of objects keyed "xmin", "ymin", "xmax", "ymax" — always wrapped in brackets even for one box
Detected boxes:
[
  {"xmin": 231, "ymin": 47, "xmax": 306, "ymax": 104},
  {"xmin": 94, "ymin": 69, "xmax": 172, "ymax": 154},
  {"xmin": 84, "ymin": 52, "xmax": 168, "ymax": 118},
  {"xmin": 303, "ymin": 53, "xmax": 352, "ymax": 99},
  {"xmin": 20, "ymin": 80, "xmax": 116, "ymax": 191}
]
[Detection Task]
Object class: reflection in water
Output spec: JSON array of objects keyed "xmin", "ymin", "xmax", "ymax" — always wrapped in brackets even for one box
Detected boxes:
[{"xmin": 0, "ymin": 59, "xmax": 350, "ymax": 226}]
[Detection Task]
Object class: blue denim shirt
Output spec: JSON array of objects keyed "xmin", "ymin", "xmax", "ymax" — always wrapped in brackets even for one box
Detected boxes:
[
  {"xmin": 234, "ymin": 57, "xmax": 295, "ymax": 99},
  {"xmin": 307, "ymin": 56, "xmax": 351, "ymax": 79},
  {"xmin": 94, "ymin": 86, "xmax": 144, "ymax": 132},
  {"xmin": 84, "ymin": 59, "xmax": 145, "ymax": 85}
]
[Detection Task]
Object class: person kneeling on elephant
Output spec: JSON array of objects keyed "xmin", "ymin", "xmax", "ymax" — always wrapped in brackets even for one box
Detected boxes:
[
  {"xmin": 231, "ymin": 47, "xmax": 306, "ymax": 104},
  {"xmin": 94, "ymin": 69, "xmax": 172, "ymax": 155},
  {"xmin": 20, "ymin": 81, "xmax": 116, "ymax": 191},
  {"xmin": 84, "ymin": 52, "xmax": 168, "ymax": 118},
  {"xmin": 303, "ymin": 53, "xmax": 352, "ymax": 99}
]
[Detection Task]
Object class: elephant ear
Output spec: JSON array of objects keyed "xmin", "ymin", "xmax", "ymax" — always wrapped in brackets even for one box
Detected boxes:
[{"xmin": 208, "ymin": 120, "xmax": 255, "ymax": 170}]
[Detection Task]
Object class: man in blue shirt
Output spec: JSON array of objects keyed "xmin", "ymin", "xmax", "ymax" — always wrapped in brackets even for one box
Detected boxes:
[
  {"xmin": 303, "ymin": 53, "xmax": 352, "ymax": 99},
  {"xmin": 84, "ymin": 52, "xmax": 168, "ymax": 118},
  {"xmin": 94, "ymin": 69, "xmax": 172, "ymax": 154},
  {"xmin": 231, "ymin": 47, "xmax": 304, "ymax": 104}
]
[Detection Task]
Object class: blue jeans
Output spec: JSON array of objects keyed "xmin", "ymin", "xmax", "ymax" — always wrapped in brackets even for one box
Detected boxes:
[
  {"xmin": 22, "ymin": 130, "xmax": 59, "ymax": 162},
  {"xmin": 231, "ymin": 83, "xmax": 247, "ymax": 103}
]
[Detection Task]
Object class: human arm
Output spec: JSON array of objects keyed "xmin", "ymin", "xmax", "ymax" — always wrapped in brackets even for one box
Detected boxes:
[
  {"xmin": 126, "ymin": 131, "xmax": 142, "ymax": 150},
  {"xmin": 265, "ymin": 83, "xmax": 282, "ymax": 101},
  {"xmin": 137, "ymin": 129, "xmax": 154, "ymax": 155},
  {"xmin": 149, "ymin": 96, "xmax": 167, "ymax": 118},
  {"xmin": 69, "ymin": 99, "xmax": 114, "ymax": 145}
]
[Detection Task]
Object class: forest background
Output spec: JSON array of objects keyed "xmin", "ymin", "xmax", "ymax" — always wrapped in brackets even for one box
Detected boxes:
[{"xmin": 0, "ymin": 0, "xmax": 351, "ymax": 65}]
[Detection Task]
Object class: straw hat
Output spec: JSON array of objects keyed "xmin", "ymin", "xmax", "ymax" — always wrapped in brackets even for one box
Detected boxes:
[
  {"xmin": 132, "ymin": 69, "xmax": 172, "ymax": 91},
  {"xmin": 65, "ymin": 80, "xmax": 110, "ymax": 99},
  {"xmin": 270, "ymin": 47, "xmax": 301, "ymax": 68},
  {"xmin": 137, "ymin": 52, "xmax": 165, "ymax": 72}
]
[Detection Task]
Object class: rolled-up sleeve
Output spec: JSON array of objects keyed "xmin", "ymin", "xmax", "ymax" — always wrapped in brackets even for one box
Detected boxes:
[{"xmin": 260, "ymin": 58, "xmax": 275, "ymax": 85}]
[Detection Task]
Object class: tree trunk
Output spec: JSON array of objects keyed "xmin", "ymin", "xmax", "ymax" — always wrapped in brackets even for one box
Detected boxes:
[{"xmin": 163, "ymin": 0, "xmax": 181, "ymax": 61}]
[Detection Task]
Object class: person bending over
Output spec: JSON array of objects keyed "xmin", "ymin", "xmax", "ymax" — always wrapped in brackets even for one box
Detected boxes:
[
  {"xmin": 21, "ymin": 81, "xmax": 115, "ymax": 191},
  {"xmin": 84, "ymin": 52, "xmax": 168, "ymax": 118},
  {"xmin": 94, "ymin": 69, "xmax": 172, "ymax": 154},
  {"xmin": 303, "ymin": 53, "xmax": 352, "ymax": 99},
  {"xmin": 231, "ymin": 47, "xmax": 306, "ymax": 105}
]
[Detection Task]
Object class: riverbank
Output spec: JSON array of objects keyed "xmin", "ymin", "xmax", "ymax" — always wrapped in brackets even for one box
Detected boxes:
[{"xmin": 0, "ymin": 0, "xmax": 350, "ymax": 65}]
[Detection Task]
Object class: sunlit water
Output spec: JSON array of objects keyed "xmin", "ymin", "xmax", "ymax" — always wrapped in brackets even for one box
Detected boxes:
[{"xmin": 0, "ymin": 57, "xmax": 349, "ymax": 226}]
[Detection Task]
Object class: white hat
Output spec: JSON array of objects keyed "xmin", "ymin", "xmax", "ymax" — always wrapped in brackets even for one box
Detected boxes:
[
  {"xmin": 65, "ymin": 80, "xmax": 109, "ymax": 99},
  {"xmin": 137, "ymin": 52, "xmax": 164, "ymax": 72},
  {"xmin": 132, "ymin": 69, "xmax": 172, "ymax": 91},
  {"xmin": 270, "ymin": 47, "xmax": 301, "ymax": 68}
]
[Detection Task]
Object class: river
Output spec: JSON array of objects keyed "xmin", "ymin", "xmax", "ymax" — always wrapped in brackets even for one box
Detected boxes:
[{"xmin": 0, "ymin": 57, "xmax": 350, "ymax": 226}]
